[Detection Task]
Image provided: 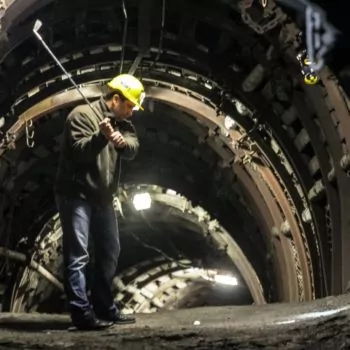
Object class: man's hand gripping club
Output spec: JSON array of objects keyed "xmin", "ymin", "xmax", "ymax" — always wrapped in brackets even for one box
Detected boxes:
[{"xmin": 99, "ymin": 118, "xmax": 126, "ymax": 148}]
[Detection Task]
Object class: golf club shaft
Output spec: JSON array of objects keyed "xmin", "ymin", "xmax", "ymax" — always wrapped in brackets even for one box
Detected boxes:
[{"xmin": 33, "ymin": 30, "xmax": 103, "ymax": 121}]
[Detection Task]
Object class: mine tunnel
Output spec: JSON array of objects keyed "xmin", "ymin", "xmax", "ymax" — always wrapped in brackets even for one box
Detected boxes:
[{"xmin": 0, "ymin": 0, "xmax": 349, "ymax": 348}]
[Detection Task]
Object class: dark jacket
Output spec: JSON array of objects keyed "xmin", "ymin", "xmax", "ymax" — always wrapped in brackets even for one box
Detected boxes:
[{"xmin": 54, "ymin": 97, "xmax": 139, "ymax": 204}]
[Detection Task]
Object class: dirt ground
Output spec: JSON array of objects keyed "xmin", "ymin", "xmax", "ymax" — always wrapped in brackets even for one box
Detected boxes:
[{"xmin": 1, "ymin": 294, "xmax": 350, "ymax": 349}]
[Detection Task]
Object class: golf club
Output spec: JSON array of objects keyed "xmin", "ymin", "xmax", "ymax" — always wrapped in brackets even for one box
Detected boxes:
[{"xmin": 32, "ymin": 19, "xmax": 103, "ymax": 120}]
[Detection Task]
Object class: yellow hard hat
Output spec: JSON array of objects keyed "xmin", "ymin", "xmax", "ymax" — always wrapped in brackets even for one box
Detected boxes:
[{"xmin": 107, "ymin": 74, "xmax": 145, "ymax": 110}]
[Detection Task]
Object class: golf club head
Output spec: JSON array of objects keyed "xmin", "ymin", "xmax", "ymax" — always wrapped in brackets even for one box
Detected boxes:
[{"xmin": 33, "ymin": 19, "xmax": 42, "ymax": 33}]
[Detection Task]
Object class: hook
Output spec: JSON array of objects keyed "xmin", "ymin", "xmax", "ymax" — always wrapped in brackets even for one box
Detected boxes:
[{"xmin": 25, "ymin": 120, "xmax": 35, "ymax": 148}]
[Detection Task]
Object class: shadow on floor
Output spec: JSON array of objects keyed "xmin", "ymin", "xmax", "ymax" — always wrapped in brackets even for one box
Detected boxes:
[{"xmin": 0, "ymin": 316, "xmax": 71, "ymax": 332}]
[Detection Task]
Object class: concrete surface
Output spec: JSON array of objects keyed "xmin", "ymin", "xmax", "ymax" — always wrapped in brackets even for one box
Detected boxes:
[{"xmin": 1, "ymin": 294, "xmax": 350, "ymax": 349}]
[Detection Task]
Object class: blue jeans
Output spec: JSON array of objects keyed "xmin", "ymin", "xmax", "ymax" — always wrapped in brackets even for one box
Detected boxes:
[{"xmin": 55, "ymin": 195, "xmax": 120, "ymax": 323}]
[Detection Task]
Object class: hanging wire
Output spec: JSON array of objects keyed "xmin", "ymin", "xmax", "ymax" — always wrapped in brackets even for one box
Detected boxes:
[
  {"xmin": 151, "ymin": 0, "xmax": 166, "ymax": 68},
  {"xmin": 129, "ymin": 230, "xmax": 191, "ymax": 269},
  {"xmin": 120, "ymin": 0, "xmax": 128, "ymax": 74},
  {"xmin": 120, "ymin": 195, "xmax": 192, "ymax": 269}
]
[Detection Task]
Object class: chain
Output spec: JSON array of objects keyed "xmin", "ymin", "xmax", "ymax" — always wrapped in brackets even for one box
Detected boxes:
[
  {"xmin": 25, "ymin": 120, "xmax": 35, "ymax": 148},
  {"xmin": 239, "ymin": 0, "xmax": 286, "ymax": 34},
  {"xmin": 277, "ymin": 0, "xmax": 338, "ymax": 73}
]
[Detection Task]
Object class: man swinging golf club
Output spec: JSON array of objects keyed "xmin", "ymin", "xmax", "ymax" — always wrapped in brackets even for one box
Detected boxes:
[{"xmin": 54, "ymin": 74, "xmax": 145, "ymax": 330}]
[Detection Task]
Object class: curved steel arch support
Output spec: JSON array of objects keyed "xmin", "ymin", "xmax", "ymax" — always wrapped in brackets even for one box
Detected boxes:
[
  {"xmin": 0, "ymin": 81, "xmax": 310, "ymax": 302},
  {"xmin": 7, "ymin": 184, "xmax": 266, "ymax": 312},
  {"xmin": 123, "ymin": 189, "xmax": 266, "ymax": 304}
]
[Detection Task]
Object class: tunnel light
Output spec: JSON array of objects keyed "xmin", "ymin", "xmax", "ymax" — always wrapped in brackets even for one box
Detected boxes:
[
  {"xmin": 224, "ymin": 115, "xmax": 236, "ymax": 130},
  {"xmin": 214, "ymin": 274, "xmax": 238, "ymax": 286},
  {"xmin": 132, "ymin": 192, "xmax": 152, "ymax": 211},
  {"xmin": 0, "ymin": 116, "xmax": 4, "ymax": 129},
  {"xmin": 200, "ymin": 270, "xmax": 239, "ymax": 286}
]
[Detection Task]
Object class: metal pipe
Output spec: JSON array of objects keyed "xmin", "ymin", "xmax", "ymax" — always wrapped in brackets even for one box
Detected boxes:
[
  {"xmin": 0, "ymin": 247, "xmax": 64, "ymax": 292},
  {"xmin": 32, "ymin": 19, "xmax": 102, "ymax": 121}
]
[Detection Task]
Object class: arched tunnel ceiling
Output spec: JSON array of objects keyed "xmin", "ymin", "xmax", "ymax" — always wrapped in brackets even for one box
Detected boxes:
[{"xmin": 0, "ymin": 0, "xmax": 349, "ymax": 313}]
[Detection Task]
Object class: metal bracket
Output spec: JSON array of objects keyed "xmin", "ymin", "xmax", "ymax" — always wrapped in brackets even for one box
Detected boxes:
[{"xmin": 0, "ymin": 130, "xmax": 16, "ymax": 150}]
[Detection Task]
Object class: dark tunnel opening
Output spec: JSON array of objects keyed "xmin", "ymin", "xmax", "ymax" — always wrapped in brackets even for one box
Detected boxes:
[{"xmin": 0, "ymin": 0, "xmax": 349, "ymax": 326}]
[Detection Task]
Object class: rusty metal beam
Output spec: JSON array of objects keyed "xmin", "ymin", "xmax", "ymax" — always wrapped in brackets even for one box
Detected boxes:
[
  {"xmin": 292, "ymin": 93, "xmax": 334, "ymax": 295},
  {"xmin": 303, "ymin": 82, "xmax": 350, "ymax": 295},
  {"xmin": 241, "ymin": 164, "xmax": 300, "ymax": 301},
  {"xmin": 234, "ymin": 163, "xmax": 298, "ymax": 301}
]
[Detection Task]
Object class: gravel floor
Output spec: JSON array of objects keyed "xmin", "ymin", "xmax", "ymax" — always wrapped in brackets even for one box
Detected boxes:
[{"xmin": 0, "ymin": 294, "xmax": 350, "ymax": 349}]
